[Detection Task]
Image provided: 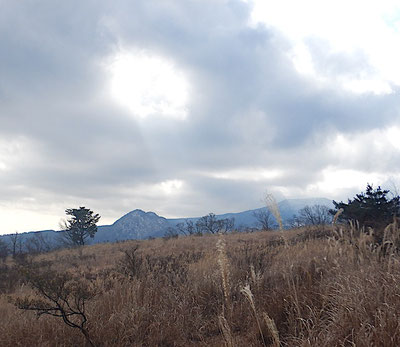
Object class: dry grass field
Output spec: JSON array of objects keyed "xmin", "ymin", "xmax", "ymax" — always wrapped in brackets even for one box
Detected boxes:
[{"xmin": 1, "ymin": 223, "xmax": 400, "ymax": 346}]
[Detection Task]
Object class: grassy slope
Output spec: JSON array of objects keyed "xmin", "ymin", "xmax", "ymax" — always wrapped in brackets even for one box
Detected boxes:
[{"xmin": 1, "ymin": 225, "xmax": 400, "ymax": 346}]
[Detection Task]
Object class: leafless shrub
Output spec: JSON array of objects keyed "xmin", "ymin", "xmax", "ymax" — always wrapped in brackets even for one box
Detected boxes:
[
  {"xmin": 118, "ymin": 245, "xmax": 143, "ymax": 279},
  {"xmin": 14, "ymin": 265, "xmax": 97, "ymax": 346}
]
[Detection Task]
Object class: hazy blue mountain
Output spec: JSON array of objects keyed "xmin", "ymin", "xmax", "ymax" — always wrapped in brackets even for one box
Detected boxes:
[
  {"xmin": 278, "ymin": 198, "xmax": 333, "ymax": 224},
  {"xmin": 0, "ymin": 229, "xmax": 60, "ymax": 253},
  {"xmin": 169, "ymin": 197, "xmax": 333, "ymax": 230},
  {"xmin": 0, "ymin": 197, "xmax": 334, "ymax": 248}
]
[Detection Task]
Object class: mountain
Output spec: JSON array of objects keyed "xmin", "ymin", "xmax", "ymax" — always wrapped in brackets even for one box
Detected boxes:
[
  {"xmin": 0, "ymin": 197, "xmax": 334, "ymax": 248},
  {"xmin": 169, "ymin": 197, "xmax": 333, "ymax": 230},
  {"xmin": 94, "ymin": 209, "xmax": 170, "ymax": 242},
  {"xmin": 278, "ymin": 198, "xmax": 333, "ymax": 223}
]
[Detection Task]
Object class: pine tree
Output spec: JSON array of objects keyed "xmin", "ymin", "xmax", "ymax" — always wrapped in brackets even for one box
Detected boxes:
[
  {"xmin": 62, "ymin": 207, "xmax": 100, "ymax": 246},
  {"xmin": 331, "ymin": 184, "xmax": 400, "ymax": 230}
]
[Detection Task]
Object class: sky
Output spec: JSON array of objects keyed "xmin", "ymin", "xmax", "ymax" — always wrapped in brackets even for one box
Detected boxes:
[{"xmin": 1, "ymin": 0, "xmax": 400, "ymax": 234}]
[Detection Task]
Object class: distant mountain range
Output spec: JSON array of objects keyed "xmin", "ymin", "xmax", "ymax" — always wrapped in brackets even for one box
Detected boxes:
[{"xmin": 0, "ymin": 198, "xmax": 333, "ymax": 249}]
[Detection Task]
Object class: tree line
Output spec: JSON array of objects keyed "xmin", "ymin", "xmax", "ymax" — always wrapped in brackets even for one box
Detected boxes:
[
  {"xmin": 164, "ymin": 213, "xmax": 235, "ymax": 238},
  {"xmin": 0, "ymin": 207, "xmax": 100, "ymax": 261},
  {"xmin": 2, "ymin": 183, "xmax": 400, "ymax": 260}
]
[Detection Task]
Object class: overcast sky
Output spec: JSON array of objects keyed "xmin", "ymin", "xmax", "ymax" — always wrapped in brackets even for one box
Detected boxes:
[{"xmin": 1, "ymin": 0, "xmax": 400, "ymax": 234}]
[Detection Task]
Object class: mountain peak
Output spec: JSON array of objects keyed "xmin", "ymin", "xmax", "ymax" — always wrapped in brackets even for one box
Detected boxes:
[
  {"xmin": 112, "ymin": 209, "xmax": 168, "ymax": 226},
  {"xmin": 114, "ymin": 209, "xmax": 157, "ymax": 221},
  {"xmin": 130, "ymin": 209, "xmax": 147, "ymax": 215}
]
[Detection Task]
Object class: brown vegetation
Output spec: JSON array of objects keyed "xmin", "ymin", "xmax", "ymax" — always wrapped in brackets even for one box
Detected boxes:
[{"xmin": 1, "ymin": 223, "xmax": 400, "ymax": 346}]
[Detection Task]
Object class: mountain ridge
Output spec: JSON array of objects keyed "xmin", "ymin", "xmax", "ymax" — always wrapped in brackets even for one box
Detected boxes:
[{"xmin": 0, "ymin": 197, "xmax": 333, "ymax": 248}]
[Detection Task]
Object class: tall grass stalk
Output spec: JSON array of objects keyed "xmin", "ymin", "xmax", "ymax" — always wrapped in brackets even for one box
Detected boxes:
[
  {"xmin": 265, "ymin": 193, "xmax": 287, "ymax": 248},
  {"xmin": 217, "ymin": 234, "xmax": 235, "ymax": 346},
  {"xmin": 263, "ymin": 313, "xmax": 280, "ymax": 347},
  {"xmin": 240, "ymin": 284, "xmax": 267, "ymax": 347},
  {"xmin": 265, "ymin": 194, "xmax": 283, "ymax": 231},
  {"xmin": 217, "ymin": 235, "xmax": 231, "ymax": 317},
  {"xmin": 332, "ymin": 208, "xmax": 344, "ymax": 224},
  {"xmin": 219, "ymin": 315, "xmax": 235, "ymax": 347}
]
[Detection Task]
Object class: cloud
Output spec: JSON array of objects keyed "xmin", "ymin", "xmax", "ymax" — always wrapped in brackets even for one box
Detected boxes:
[
  {"xmin": 1, "ymin": 0, "xmax": 400, "ymax": 233},
  {"xmin": 246, "ymin": 0, "xmax": 400, "ymax": 94},
  {"xmin": 108, "ymin": 50, "xmax": 190, "ymax": 119}
]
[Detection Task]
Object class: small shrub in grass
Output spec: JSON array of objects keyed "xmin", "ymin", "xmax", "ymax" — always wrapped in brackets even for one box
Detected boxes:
[
  {"xmin": 14, "ymin": 264, "xmax": 97, "ymax": 346},
  {"xmin": 0, "ymin": 264, "xmax": 22, "ymax": 294},
  {"xmin": 118, "ymin": 245, "xmax": 143, "ymax": 279}
]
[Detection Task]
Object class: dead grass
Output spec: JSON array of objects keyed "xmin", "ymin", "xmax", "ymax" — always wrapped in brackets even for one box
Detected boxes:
[{"xmin": 1, "ymin": 224, "xmax": 400, "ymax": 346}]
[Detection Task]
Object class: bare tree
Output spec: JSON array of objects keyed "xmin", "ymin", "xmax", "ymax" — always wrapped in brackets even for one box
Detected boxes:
[
  {"xmin": 8, "ymin": 232, "xmax": 22, "ymax": 258},
  {"xmin": 196, "ymin": 213, "xmax": 220, "ymax": 234},
  {"xmin": 15, "ymin": 266, "xmax": 97, "ymax": 346},
  {"xmin": 195, "ymin": 213, "xmax": 235, "ymax": 234},
  {"xmin": 224, "ymin": 217, "xmax": 235, "ymax": 232},
  {"xmin": 25, "ymin": 232, "xmax": 52, "ymax": 254},
  {"xmin": 194, "ymin": 220, "xmax": 204, "ymax": 235},
  {"xmin": 175, "ymin": 220, "xmax": 197, "ymax": 236},
  {"xmin": 0, "ymin": 239, "xmax": 8, "ymax": 262},
  {"xmin": 294, "ymin": 205, "xmax": 332, "ymax": 226},
  {"xmin": 163, "ymin": 227, "xmax": 179, "ymax": 239},
  {"xmin": 253, "ymin": 209, "xmax": 275, "ymax": 230},
  {"xmin": 175, "ymin": 222, "xmax": 186, "ymax": 236},
  {"xmin": 186, "ymin": 220, "xmax": 196, "ymax": 235}
]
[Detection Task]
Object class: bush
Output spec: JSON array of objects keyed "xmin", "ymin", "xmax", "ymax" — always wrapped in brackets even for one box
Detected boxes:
[{"xmin": 331, "ymin": 184, "xmax": 400, "ymax": 239}]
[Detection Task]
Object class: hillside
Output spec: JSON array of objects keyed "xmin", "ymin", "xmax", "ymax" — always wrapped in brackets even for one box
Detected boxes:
[{"xmin": 1, "ymin": 224, "xmax": 400, "ymax": 346}]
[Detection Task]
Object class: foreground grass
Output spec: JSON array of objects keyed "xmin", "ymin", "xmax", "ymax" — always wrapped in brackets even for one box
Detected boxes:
[{"xmin": 1, "ymin": 225, "xmax": 400, "ymax": 346}]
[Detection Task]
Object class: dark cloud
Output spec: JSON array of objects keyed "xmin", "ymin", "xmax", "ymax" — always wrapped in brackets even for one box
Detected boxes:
[{"xmin": 0, "ymin": 0, "xmax": 399, "ymax": 233}]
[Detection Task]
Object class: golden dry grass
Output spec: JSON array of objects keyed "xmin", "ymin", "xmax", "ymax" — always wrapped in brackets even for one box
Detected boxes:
[{"xmin": 1, "ymin": 224, "xmax": 400, "ymax": 346}]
